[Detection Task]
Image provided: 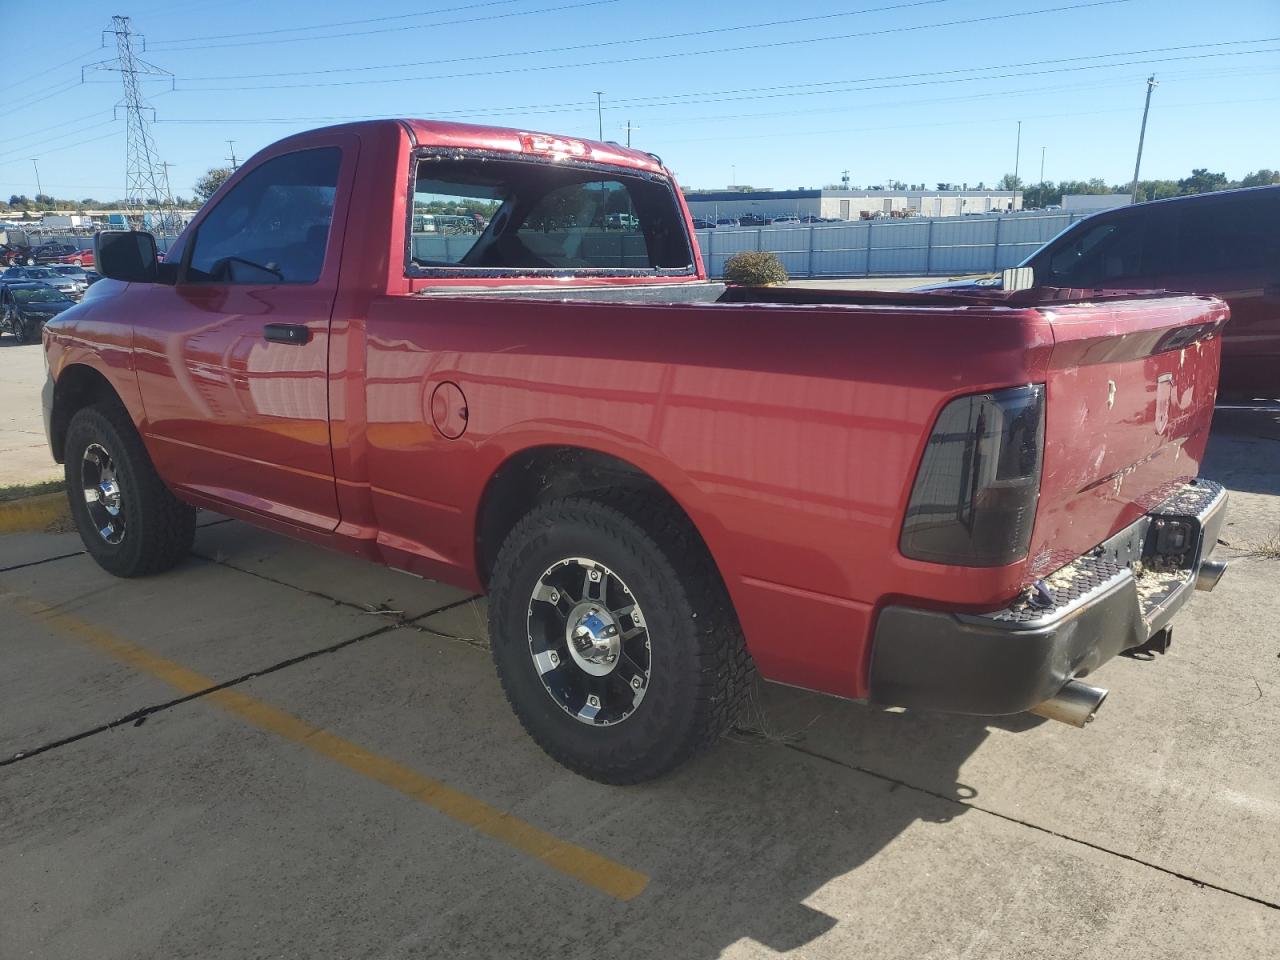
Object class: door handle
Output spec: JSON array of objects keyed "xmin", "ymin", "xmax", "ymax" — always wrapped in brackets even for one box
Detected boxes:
[{"xmin": 263, "ymin": 323, "xmax": 311, "ymax": 345}]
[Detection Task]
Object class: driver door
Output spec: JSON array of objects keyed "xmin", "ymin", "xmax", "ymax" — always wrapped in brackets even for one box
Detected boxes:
[{"xmin": 132, "ymin": 137, "xmax": 358, "ymax": 531}]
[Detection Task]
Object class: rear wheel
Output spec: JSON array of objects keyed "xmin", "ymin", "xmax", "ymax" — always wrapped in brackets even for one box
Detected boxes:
[
  {"xmin": 64, "ymin": 403, "xmax": 196, "ymax": 577},
  {"xmin": 488, "ymin": 494, "xmax": 751, "ymax": 783}
]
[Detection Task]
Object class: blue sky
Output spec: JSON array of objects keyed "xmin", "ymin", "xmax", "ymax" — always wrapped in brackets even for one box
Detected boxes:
[{"xmin": 2, "ymin": 0, "xmax": 1277, "ymax": 200}]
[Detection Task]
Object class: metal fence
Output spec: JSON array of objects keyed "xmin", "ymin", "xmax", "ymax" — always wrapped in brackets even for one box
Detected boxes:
[{"xmin": 695, "ymin": 212, "xmax": 1089, "ymax": 279}]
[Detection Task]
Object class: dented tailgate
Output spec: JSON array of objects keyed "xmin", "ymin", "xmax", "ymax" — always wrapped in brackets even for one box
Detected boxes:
[{"xmin": 1027, "ymin": 294, "xmax": 1228, "ymax": 579}]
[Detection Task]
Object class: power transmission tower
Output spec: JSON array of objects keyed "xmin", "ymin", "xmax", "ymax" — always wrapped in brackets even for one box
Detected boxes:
[{"xmin": 85, "ymin": 16, "xmax": 177, "ymax": 233}]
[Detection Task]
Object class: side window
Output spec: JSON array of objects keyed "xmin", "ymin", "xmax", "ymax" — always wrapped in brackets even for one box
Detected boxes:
[
  {"xmin": 515, "ymin": 180, "xmax": 649, "ymax": 268},
  {"xmin": 1174, "ymin": 194, "xmax": 1280, "ymax": 275},
  {"xmin": 1044, "ymin": 215, "xmax": 1145, "ymax": 286},
  {"xmin": 187, "ymin": 147, "xmax": 341, "ymax": 284},
  {"xmin": 410, "ymin": 178, "xmax": 501, "ymax": 265}
]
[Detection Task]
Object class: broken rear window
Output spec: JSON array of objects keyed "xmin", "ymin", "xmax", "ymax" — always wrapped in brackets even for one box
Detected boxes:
[{"xmin": 406, "ymin": 151, "xmax": 695, "ymax": 277}]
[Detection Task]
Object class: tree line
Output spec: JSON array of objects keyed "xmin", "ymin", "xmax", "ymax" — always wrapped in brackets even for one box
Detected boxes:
[{"xmin": 998, "ymin": 168, "xmax": 1279, "ymax": 207}]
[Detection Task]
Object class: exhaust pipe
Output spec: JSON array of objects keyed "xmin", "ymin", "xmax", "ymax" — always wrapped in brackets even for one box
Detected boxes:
[
  {"xmin": 1196, "ymin": 559, "xmax": 1227, "ymax": 593},
  {"xmin": 1029, "ymin": 680, "xmax": 1108, "ymax": 727}
]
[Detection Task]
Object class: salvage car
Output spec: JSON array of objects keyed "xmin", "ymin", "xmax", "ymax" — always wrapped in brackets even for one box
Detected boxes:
[
  {"xmin": 1, "ymin": 281, "xmax": 75, "ymax": 343},
  {"xmin": 41, "ymin": 119, "xmax": 1229, "ymax": 783}
]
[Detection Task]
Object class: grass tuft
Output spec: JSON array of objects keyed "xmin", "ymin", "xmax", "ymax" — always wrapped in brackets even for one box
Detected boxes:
[{"xmin": 0, "ymin": 479, "xmax": 63, "ymax": 502}]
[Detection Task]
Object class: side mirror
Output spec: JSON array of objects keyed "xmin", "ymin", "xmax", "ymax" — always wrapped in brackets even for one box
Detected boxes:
[{"xmin": 95, "ymin": 230, "xmax": 159, "ymax": 283}]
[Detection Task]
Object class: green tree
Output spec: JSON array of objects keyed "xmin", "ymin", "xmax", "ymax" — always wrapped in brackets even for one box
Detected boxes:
[
  {"xmin": 1177, "ymin": 168, "xmax": 1229, "ymax": 195},
  {"xmin": 1239, "ymin": 169, "xmax": 1279, "ymax": 187},
  {"xmin": 194, "ymin": 167, "xmax": 234, "ymax": 203},
  {"xmin": 998, "ymin": 173, "xmax": 1023, "ymax": 191}
]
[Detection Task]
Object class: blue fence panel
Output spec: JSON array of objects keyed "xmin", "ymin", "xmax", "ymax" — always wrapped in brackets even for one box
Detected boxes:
[{"xmin": 693, "ymin": 212, "xmax": 1087, "ymax": 279}]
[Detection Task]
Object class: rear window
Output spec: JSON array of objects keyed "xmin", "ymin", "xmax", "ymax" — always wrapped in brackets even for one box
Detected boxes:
[{"xmin": 407, "ymin": 151, "xmax": 694, "ymax": 277}]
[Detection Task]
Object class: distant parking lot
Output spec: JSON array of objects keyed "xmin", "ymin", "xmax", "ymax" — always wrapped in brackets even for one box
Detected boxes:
[{"xmin": 3, "ymin": 345, "xmax": 1278, "ymax": 956}]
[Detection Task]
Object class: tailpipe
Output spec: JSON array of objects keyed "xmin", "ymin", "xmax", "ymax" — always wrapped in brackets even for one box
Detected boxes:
[
  {"xmin": 1028, "ymin": 680, "xmax": 1108, "ymax": 728},
  {"xmin": 1196, "ymin": 559, "xmax": 1227, "ymax": 593}
]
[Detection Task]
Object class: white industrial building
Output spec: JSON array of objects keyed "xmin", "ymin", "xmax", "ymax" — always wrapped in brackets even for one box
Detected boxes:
[
  {"xmin": 1061, "ymin": 194, "xmax": 1132, "ymax": 212},
  {"xmin": 683, "ymin": 187, "xmax": 1023, "ymax": 221}
]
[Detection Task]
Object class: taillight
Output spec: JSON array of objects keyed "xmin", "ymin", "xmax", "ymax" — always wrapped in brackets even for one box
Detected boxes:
[{"xmin": 900, "ymin": 384, "xmax": 1045, "ymax": 567}]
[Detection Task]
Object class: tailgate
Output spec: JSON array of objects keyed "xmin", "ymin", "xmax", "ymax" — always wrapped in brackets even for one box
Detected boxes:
[{"xmin": 1027, "ymin": 294, "xmax": 1228, "ymax": 578}]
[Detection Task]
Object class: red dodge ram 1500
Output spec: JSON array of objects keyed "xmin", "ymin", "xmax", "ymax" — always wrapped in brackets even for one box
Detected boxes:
[{"xmin": 42, "ymin": 119, "xmax": 1228, "ymax": 782}]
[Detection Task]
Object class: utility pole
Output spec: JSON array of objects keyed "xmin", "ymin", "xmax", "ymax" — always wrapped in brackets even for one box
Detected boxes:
[
  {"xmin": 1130, "ymin": 75, "xmax": 1158, "ymax": 203},
  {"xmin": 624, "ymin": 121, "xmax": 635, "ymax": 148},
  {"xmin": 1039, "ymin": 146, "xmax": 1045, "ymax": 185},
  {"xmin": 226, "ymin": 140, "xmax": 239, "ymax": 171},
  {"xmin": 1013, "ymin": 120, "xmax": 1022, "ymax": 185},
  {"xmin": 593, "ymin": 91, "xmax": 603, "ymax": 140},
  {"xmin": 31, "ymin": 159, "xmax": 43, "ymax": 199},
  {"xmin": 86, "ymin": 16, "xmax": 177, "ymax": 233}
]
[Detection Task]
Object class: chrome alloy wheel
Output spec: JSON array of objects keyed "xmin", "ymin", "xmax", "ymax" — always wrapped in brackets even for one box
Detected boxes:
[
  {"xmin": 81, "ymin": 442, "xmax": 125, "ymax": 545},
  {"xmin": 527, "ymin": 557, "xmax": 652, "ymax": 726}
]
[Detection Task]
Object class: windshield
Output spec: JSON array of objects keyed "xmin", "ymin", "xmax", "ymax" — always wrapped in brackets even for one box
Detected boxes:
[
  {"xmin": 13, "ymin": 287, "xmax": 68, "ymax": 304},
  {"xmin": 51, "ymin": 266, "xmax": 82, "ymax": 276},
  {"xmin": 24, "ymin": 267, "xmax": 56, "ymax": 278}
]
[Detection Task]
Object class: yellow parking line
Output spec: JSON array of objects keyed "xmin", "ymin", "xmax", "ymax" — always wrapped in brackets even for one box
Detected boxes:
[
  {"xmin": 0, "ymin": 492, "xmax": 69, "ymax": 534},
  {"xmin": 6, "ymin": 592, "xmax": 649, "ymax": 901}
]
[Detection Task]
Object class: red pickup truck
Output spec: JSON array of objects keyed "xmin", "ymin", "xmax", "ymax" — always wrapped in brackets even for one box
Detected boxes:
[{"xmin": 42, "ymin": 119, "xmax": 1228, "ymax": 783}]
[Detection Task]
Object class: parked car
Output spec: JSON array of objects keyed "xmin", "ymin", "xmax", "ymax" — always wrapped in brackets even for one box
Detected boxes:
[
  {"xmin": 770, "ymin": 215, "xmax": 802, "ymax": 225},
  {"xmin": 1, "ymin": 281, "xmax": 75, "ymax": 343},
  {"xmin": 1, "ymin": 265, "xmax": 84, "ymax": 298},
  {"xmin": 690, "ymin": 218, "xmax": 716, "ymax": 230},
  {"xmin": 602, "ymin": 212, "xmax": 639, "ymax": 230},
  {"xmin": 55, "ymin": 247, "xmax": 94, "ymax": 267},
  {"xmin": 43, "ymin": 118, "xmax": 1228, "ymax": 783},
  {"xmin": 738, "ymin": 213, "xmax": 770, "ymax": 226},
  {"xmin": 916, "ymin": 185, "xmax": 1280, "ymax": 398},
  {"xmin": 0, "ymin": 243, "xmax": 34, "ymax": 266},
  {"xmin": 715, "ymin": 217, "xmax": 739, "ymax": 227},
  {"xmin": 31, "ymin": 241, "xmax": 78, "ymax": 264},
  {"xmin": 49, "ymin": 265, "xmax": 98, "ymax": 287}
]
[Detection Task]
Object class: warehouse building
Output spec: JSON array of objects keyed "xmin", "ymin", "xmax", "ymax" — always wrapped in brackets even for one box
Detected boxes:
[{"xmin": 683, "ymin": 187, "xmax": 1023, "ymax": 221}]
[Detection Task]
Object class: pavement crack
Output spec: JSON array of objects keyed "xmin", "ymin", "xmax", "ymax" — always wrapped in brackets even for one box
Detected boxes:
[
  {"xmin": 1, "ymin": 592, "xmax": 482, "ymax": 768},
  {"xmin": 783, "ymin": 741, "xmax": 1280, "ymax": 913},
  {"xmin": 0, "ymin": 550, "xmax": 85, "ymax": 574}
]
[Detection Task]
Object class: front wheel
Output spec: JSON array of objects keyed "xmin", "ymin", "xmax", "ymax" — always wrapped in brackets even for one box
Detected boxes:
[
  {"xmin": 488, "ymin": 494, "xmax": 751, "ymax": 783},
  {"xmin": 64, "ymin": 403, "xmax": 196, "ymax": 577}
]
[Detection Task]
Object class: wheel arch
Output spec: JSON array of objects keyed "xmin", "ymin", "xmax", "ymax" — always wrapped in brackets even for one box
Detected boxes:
[
  {"xmin": 49, "ymin": 363, "xmax": 130, "ymax": 464},
  {"xmin": 472, "ymin": 444, "xmax": 731, "ymax": 594}
]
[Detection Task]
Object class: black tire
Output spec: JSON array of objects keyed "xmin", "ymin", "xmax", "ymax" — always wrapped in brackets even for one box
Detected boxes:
[
  {"xmin": 488, "ymin": 492, "xmax": 752, "ymax": 784},
  {"xmin": 63, "ymin": 402, "xmax": 196, "ymax": 577},
  {"xmin": 16, "ymin": 316, "xmax": 36, "ymax": 344}
]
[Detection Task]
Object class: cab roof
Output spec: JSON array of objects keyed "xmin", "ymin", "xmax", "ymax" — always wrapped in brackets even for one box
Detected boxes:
[{"xmin": 270, "ymin": 118, "xmax": 669, "ymax": 176}]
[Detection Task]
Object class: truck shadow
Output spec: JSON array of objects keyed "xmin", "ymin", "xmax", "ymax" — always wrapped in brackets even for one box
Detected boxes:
[
  {"xmin": 413, "ymin": 682, "xmax": 1016, "ymax": 959},
  {"xmin": 1204, "ymin": 405, "xmax": 1280, "ymax": 497},
  {"xmin": 622, "ymin": 688, "xmax": 1016, "ymax": 957}
]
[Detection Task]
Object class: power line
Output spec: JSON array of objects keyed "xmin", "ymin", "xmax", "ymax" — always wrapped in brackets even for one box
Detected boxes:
[
  {"xmin": 179, "ymin": 0, "xmax": 956, "ymax": 80},
  {"xmin": 653, "ymin": 94, "xmax": 1280, "ymax": 147},
  {"xmin": 149, "ymin": 0, "xmax": 530, "ymax": 45},
  {"xmin": 151, "ymin": 0, "xmax": 622, "ymax": 52},
  {"xmin": 151, "ymin": 40, "xmax": 1279, "ymax": 127},
  {"xmin": 4, "ymin": 47, "xmax": 102, "ymax": 97},
  {"xmin": 177, "ymin": 0, "xmax": 1138, "ymax": 90}
]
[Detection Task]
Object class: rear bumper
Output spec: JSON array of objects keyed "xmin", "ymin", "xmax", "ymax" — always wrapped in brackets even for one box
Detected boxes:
[{"xmin": 868, "ymin": 479, "xmax": 1227, "ymax": 716}]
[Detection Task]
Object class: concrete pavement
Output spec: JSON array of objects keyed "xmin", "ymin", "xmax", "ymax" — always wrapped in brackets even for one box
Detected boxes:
[
  {"xmin": 1, "ymin": 411, "xmax": 1278, "ymax": 959},
  {"xmin": 0, "ymin": 339, "xmax": 59, "ymax": 486}
]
